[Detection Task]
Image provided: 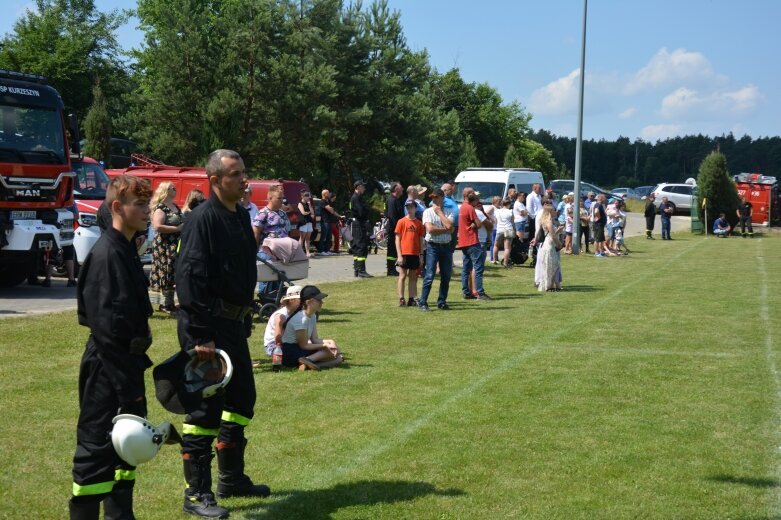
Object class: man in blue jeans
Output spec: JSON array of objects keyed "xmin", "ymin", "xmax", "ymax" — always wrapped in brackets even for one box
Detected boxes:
[
  {"xmin": 458, "ymin": 191, "xmax": 490, "ymax": 300},
  {"xmin": 419, "ymin": 189, "xmax": 455, "ymax": 311},
  {"xmin": 659, "ymin": 196, "xmax": 674, "ymax": 240}
]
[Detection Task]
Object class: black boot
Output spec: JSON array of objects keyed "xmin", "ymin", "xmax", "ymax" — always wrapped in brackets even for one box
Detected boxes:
[
  {"xmin": 216, "ymin": 439, "xmax": 271, "ymax": 498},
  {"xmin": 103, "ymin": 481, "xmax": 135, "ymax": 520},
  {"xmin": 353, "ymin": 259, "xmax": 360, "ymax": 278},
  {"xmin": 183, "ymin": 453, "xmax": 229, "ymax": 519},
  {"xmin": 357, "ymin": 260, "xmax": 373, "ymax": 278},
  {"xmin": 386, "ymin": 260, "xmax": 399, "ymax": 276},
  {"xmin": 69, "ymin": 498, "xmax": 100, "ymax": 520}
]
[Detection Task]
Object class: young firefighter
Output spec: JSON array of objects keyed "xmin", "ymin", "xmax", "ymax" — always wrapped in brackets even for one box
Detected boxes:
[
  {"xmin": 69, "ymin": 175, "xmax": 154, "ymax": 520},
  {"xmin": 394, "ymin": 200, "xmax": 426, "ymax": 306}
]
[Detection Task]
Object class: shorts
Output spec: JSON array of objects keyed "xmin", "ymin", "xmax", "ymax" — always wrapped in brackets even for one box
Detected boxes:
[
  {"xmin": 514, "ymin": 221, "xmax": 527, "ymax": 233},
  {"xmin": 400, "ymin": 254, "xmax": 420, "ymax": 270},
  {"xmin": 298, "ymin": 223, "xmax": 313, "ymax": 233},
  {"xmin": 498, "ymin": 228, "xmax": 514, "ymax": 239},
  {"xmin": 593, "ymin": 223, "xmax": 606, "ymax": 242},
  {"xmin": 282, "ymin": 342, "xmax": 312, "ymax": 367},
  {"xmin": 565, "ymin": 231, "xmax": 572, "ymax": 237}
]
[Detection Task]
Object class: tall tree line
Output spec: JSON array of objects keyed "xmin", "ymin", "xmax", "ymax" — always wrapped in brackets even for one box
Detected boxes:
[
  {"xmin": 0, "ymin": 0, "xmax": 555, "ymax": 195},
  {"xmin": 532, "ymin": 129, "xmax": 781, "ymax": 189}
]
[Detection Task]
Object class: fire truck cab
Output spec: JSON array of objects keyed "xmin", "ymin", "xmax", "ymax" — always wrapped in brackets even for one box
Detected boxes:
[{"xmin": 0, "ymin": 70, "xmax": 77, "ymax": 287}]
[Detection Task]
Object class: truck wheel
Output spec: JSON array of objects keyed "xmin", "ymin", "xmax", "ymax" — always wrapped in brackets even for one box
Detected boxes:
[{"xmin": 0, "ymin": 266, "xmax": 28, "ymax": 288}]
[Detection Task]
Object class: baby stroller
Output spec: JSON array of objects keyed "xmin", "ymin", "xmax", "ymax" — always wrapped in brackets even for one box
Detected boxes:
[{"xmin": 254, "ymin": 237, "xmax": 309, "ymax": 320}]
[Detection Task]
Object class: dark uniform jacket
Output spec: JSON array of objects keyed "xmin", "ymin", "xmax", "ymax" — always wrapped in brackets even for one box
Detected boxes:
[
  {"xmin": 351, "ymin": 191, "xmax": 370, "ymax": 222},
  {"xmin": 176, "ymin": 194, "xmax": 256, "ymax": 347},
  {"xmin": 644, "ymin": 200, "xmax": 656, "ymax": 218},
  {"xmin": 77, "ymin": 227, "xmax": 153, "ymax": 404},
  {"xmin": 385, "ymin": 194, "xmax": 404, "ymax": 233}
]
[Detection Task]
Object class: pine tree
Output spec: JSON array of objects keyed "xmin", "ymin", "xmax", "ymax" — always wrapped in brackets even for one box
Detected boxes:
[
  {"xmin": 82, "ymin": 82, "xmax": 112, "ymax": 167},
  {"xmin": 697, "ymin": 151, "xmax": 740, "ymax": 228},
  {"xmin": 456, "ymin": 136, "xmax": 479, "ymax": 172}
]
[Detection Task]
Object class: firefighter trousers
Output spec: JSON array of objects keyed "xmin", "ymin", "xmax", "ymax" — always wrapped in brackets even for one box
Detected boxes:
[
  {"xmin": 180, "ymin": 317, "xmax": 256, "ymax": 455},
  {"xmin": 350, "ymin": 220, "xmax": 370, "ymax": 260},
  {"xmin": 71, "ymin": 341, "xmax": 143, "ymax": 502}
]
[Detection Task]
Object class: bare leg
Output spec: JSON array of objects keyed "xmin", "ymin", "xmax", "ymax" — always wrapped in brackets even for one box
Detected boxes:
[
  {"xmin": 398, "ymin": 268, "xmax": 407, "ymax": 300},
  {"xmin": 503, "ymin": 238, "xmax": 512, "ymax": 266},
  {"xmin": 408, "ymin": 272, "xmax": 418, "ymax": 299}
]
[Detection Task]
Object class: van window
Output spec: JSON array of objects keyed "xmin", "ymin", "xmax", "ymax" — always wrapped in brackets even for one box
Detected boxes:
[{"xmin": 453, "ymin": 182, "xmax": 505, "ymax": 203}]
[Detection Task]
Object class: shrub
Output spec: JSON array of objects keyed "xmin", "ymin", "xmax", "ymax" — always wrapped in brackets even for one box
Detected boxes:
[{"xmin": 697, "ymin": 152, "xmax": 740, "ymax": 228}]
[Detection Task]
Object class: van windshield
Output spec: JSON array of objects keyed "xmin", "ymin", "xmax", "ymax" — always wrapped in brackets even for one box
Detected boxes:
[{"xmin": 453, "ymin": 182, "xmax": 505, "ymax": 204}]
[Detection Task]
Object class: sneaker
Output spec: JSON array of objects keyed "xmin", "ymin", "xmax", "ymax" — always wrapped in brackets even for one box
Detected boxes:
[
  {"xmin": 418, "ymin": 304, "xmax": 431, "ymax": 312},
  {"xmin": 476, "ymin": 293, "xmax": 492, "ymax": 301},
  {"xmin": 407, "ymin": 297, "xmax": 419, "ymax": 307},
  {"xmin": 399, "ymin": 297, "xmax": 406, "ymax": 307},
  {"xmin": 437, "ymin": 303, "xmax": 450, "ymax": 310},
  {"xmin": 463, "ymin": 293, "xmax": 476, "ymax": 300}
]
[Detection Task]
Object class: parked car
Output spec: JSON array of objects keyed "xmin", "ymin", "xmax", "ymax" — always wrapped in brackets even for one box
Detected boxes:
[
  {"xmin": 548, "ymin": 179, "xmax": 619, "ymax": 201},
  {"xmin": 634, "ymin": 185, "xmax": 655, "ymax": 198},
  {"xmin": 651, "ymin": 182, "xmax": 696, "ymax": 212},
  {"xmin": 611, "ymin": 187, "xmax": 639, "ymax": 199}
]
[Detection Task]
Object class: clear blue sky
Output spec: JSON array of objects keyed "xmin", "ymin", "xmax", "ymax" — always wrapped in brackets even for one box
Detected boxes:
[{"xmin": 4, "ymin": 0, "xmax": 779, "ymax": 141}]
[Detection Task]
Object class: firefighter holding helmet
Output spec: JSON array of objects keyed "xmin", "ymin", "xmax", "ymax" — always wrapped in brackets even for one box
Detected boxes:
[
  {"xmin": 69, "ymin": 174, "xmax": 155, "ymax": 519},
  {"xmin": 174, "ymin": 149, "xmax": 270, "ymax": 519}
]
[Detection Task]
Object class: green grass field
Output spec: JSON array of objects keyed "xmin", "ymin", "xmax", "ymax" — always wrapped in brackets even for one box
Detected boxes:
[{"xmin": 2, "ymin": 231, "xmax": 780, "ymax": 519}]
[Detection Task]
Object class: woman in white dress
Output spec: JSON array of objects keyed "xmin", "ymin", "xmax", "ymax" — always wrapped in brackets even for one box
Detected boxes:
[{"xmin": 534, "ymin": 205, "xmax": 563, "ymax": 292}]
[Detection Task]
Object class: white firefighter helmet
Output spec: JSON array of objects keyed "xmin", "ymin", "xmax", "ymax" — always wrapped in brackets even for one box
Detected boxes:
[
  {"xmin": 184, "ymin": 348, "xmax": 233, "ymax": 398},
  {"xmin": 111, "ymin": 415, "xmax": 179, "ymax": 466}
]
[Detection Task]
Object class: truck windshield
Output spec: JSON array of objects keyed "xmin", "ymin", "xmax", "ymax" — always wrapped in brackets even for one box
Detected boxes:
[
  {"xmin": 453, "ymin": 182, "xmax": 505, "ymax": 204},
  {"xmin": 0, "ymin": 105, "xmax": 66, "ymax": 164},
  {"xmin": 73, "ymin": 161, "xmax": 110, "ymax": 199}
]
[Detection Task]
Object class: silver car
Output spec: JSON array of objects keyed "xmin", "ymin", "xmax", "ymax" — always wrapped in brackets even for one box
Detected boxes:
[{"xmin": 652, "ymin": 183, "xmax": 695, "ymax": 212}]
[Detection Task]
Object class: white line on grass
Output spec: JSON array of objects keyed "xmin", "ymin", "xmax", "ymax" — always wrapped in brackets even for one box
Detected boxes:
[
  {"xmin": 302, "ymin": 239, "xmax": 704, "ymax": 489},
  {"xmin": 562, "ymin": 345, "xmax": 742, "ymax": 358},
  {"xmin": 757, "ymin": 248, "xmax": 781, "ymax": 516}
]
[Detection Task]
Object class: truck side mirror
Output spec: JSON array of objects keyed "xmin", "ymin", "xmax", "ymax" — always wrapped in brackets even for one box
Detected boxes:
[{"xmin": 68, "ymin": 112, "xmax": 81, "ymax": 155}]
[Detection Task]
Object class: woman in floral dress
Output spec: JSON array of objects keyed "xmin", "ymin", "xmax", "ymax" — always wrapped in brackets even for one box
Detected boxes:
[{"xmin": 149, "ymin": 181, "xmax": 182, "ymax": 313}]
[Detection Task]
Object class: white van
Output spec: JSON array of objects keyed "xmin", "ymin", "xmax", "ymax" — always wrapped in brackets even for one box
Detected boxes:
[{"xmin": 453, "ymin": 168, "xmax": 545, "ymax": 204}]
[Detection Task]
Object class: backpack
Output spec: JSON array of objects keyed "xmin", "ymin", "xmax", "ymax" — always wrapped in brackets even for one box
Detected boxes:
[{"xmin": 509, "ymin": 237, "xmax": 529, "ymax": 265}]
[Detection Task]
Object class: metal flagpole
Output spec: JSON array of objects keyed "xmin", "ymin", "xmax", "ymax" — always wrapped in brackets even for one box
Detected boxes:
[{"xmin": 572, "ymin": 0, "xmax": 588, "ymax": 255}]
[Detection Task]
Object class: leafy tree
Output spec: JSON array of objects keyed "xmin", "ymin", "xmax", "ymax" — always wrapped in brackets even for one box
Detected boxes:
[
  {"xmin": 0, "ymin": 0, "xmax": 130, "ymax": 120},
  {"xmin": 697, "ymin": 151, "xmax": 740, "ymax": 228},
  {"xmin": 82, "ymin": 81, "xmax": 111, "ymax": 166},
  {"xmin": 456, "ymin": 136, "xmax": 479, "ymax": 172},
  {"xmin": 517, "ymin": 139, "xmax": 557, "ymax": 184},
  {"xmin": 503, "ymin": 144, "xmax": 523, "ymax": 168}
]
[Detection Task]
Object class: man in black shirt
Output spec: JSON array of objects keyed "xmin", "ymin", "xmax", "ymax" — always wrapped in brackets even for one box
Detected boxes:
[
  {"xmin": 349, "ymin": 180, "xmax": 372, "ymax": 278},
  {"xmin": 736, "ymin": 197, "xmax": 754, "ymax": 237},
  {"xmin": 70, "ymin": 174, "xmax": 153, "ymax": 520},
  {"xmin": 644, "ymin": 193, "xmax": 656, "ymax": 239},
  {"xmin": 384, "ymin": 182, "xmax": 404, "ymax": 276},
  {"xmin": 175, "ymin": 149, "xmax": 270, "ymax": 519}
]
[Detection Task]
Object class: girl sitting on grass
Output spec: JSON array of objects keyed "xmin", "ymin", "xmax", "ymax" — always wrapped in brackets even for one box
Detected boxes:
[
  {"xmin": 280, "ymin": 285, "xmax": 343, "ymax": 371},
  {"xmin": 259, "ymin": 286, "xmax": 301, "ymax": 368}
]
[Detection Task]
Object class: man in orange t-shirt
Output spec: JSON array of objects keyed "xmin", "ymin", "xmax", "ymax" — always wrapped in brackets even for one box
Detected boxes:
[{"xmin": 394, "ymin": 200, "xmax": 425, "ymax": 307}]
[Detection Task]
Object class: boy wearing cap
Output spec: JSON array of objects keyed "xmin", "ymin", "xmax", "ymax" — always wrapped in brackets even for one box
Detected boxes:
[
  {"xmin": 70, "ymin": 175, "xmax": 154, "ymax": 520},
  {"xmin": 394, "ymin": 200, "xmax": 426, "ymax": 306},
  {"xmin": 280, "ymin": 286, "xmax": 343, "ymax": 370}
]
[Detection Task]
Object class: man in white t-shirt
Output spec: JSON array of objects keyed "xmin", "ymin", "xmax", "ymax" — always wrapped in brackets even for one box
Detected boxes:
[
  {"xmin": 418, "ymin": 188, "xmax": 454, "ymax": 312},
  {"xmin": 512, "ymin": 191, "xmax": 528, "ymax": 240}
]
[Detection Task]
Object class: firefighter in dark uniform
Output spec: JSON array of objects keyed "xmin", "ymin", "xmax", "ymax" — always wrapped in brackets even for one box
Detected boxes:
[
  {"xmin": 69, "ymin": 174, "xmax": 154, "ymax": 520},
  {"xmin": 349, "ymin": 180, "xmax": 373, "ymax": 278},
  {"xmin": 737, "ymin": 196, "xmax": 754, "ymax": 237},
  {"xmin": 384, "ymin": 182, "xmax": 404, "ymax": 276},
  {"xmin": 175, "ymin": 149, "xmax": 270, "ymax": 519},
  {"xmin": 644, "ymin": 193, "xmax": 656, "ymax": 239}
]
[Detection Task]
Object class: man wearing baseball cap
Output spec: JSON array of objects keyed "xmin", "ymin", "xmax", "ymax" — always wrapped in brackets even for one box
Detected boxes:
[{"xmin": 418, "ymin": 188, "xmax": 455, "ymax": 311}]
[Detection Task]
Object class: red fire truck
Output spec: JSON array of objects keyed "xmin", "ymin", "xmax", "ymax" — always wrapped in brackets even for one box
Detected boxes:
[
  {"xmin": 0, "ymin": 70, "xmax": 78, "ymax": 287},
  {"xmin": 734, "ymin": 173, "xmax": 780, "ymax": 226}
]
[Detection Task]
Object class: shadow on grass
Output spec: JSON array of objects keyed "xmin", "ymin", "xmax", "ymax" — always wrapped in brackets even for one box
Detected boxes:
[
  {"xmin": 231, "ymin": 479, "xmax": 465, "ymax": 519},
  {"xmin": 561, "ymin": 285, "xmax": 600, "ymax": 293},
  {"xmin": 707, "ymin": 474, "xmax": 781, "ymax": 488}
]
